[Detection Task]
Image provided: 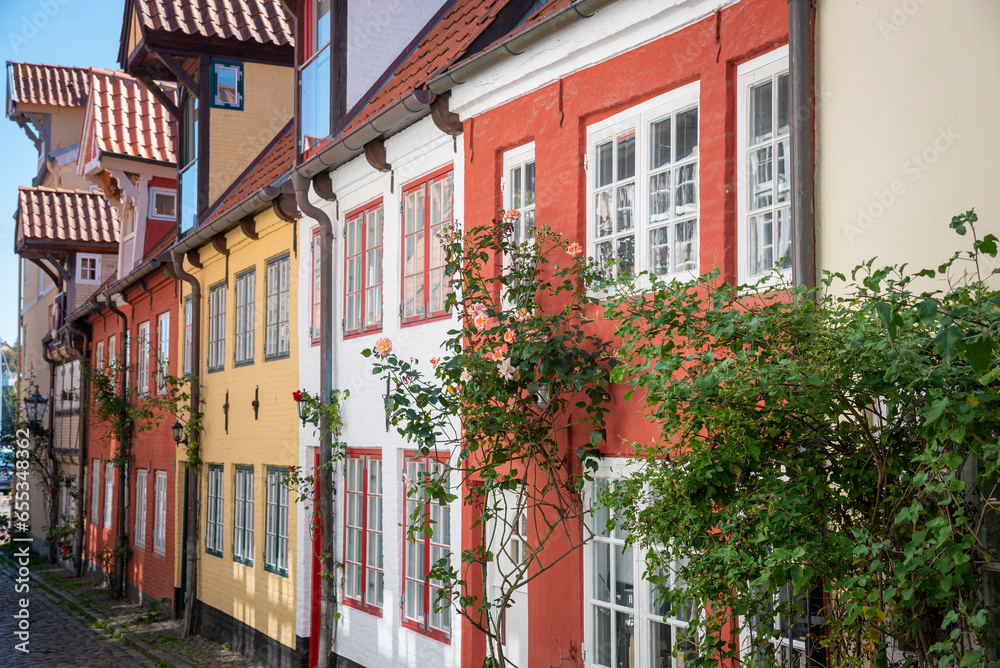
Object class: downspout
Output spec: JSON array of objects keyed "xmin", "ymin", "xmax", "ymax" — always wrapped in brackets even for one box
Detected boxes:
[
  {"xmin": 168, "ymin": 248, "xmax": 202, "ymax": 637},
  {"xmin": 41, "ymin": 340, "xmax": 58, "ymax": 564},
  {"xmin": 106, "ymin": 294, "xmax": 130, "ymax": 598},
  {"xmin": 789, "ymin": 0, "xmax": 816, "ymax": 292},
  {"xmin": 66, "ymin": 321, "xmax": 90, "ymax": 577},
  {"xmin": 292, "ymin": 172, "xmax": 337, "ymax": 667}
]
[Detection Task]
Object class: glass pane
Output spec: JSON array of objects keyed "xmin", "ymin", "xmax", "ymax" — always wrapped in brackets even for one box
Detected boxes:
[
  {"xmin": 650, "ymin": 117, "xmax": 671, "ymax": 169},
  {"xmin": 593, "ymin": 480, "xmax": 610, "ymax": 536},
  {"xmin": 615, "ymin": 611, "xmax": 635, "ymax": 668},
  {"xmin": 750, "ymin": 211, "xmax": 773, "ymax": 276},
  {"xmin": 524, "ymin": 161, "xmax": 535, "ymax": 206},
  {"xmin": 300, "ymin": 45, "xmax": 331, "ymax": 150},
  {"xmin": 777, "ymin": 73, "xmax": 789, "ymax": 136},
  {"xmin": 179, "ymin": 161, "xmax": 199, "ymax": 233},
  {"xmin": 315, "ymin": 0, "xmax": 331, "ymax": 50},
  {"xmin": 594, "ymin": 541, "xmax": 611, "ymax": 602},
  {"xmin": 595, "ymin": 606, "xmax": 612, "ymax": 667},
  {"xmin": 673, "ymin": 220, "xmax": 697, "ymax": 273},
  {"xmin": 596, "ymin": 141, "xmax": 614, "ymax": 188},
  {"xmin": 777, "ymin": 206, "xmax": 792, "ymax": 270},
  {"xmin": 511, "ymin": 166, "xmax": 522, "ymax": 210},
  {"xmin": 676, "ymin": 107, "xmax": 698, "ymax": 161},
  {"xmin": 216, "ymin": 66, "xmax": 238, "ymax": 105},
  {"xmin": 617, "ymin": 131, "xmax": 636, "ymax": 181},
  {"xmin": 616, "ymin": 183, "xmax": 634, "ymax": 233},
  {"xmin": 595, "ymin": 191, "xmax": 613, "ymax": 238},
  {"xmin": 777, "ymin": 139, "xmax": 790, "ymax": 203},
  {"xmin": 649, "ymin": 171, "xmax": 671, "ymax": 224},
  {"xmin": 650, "ymin": 621, "xmax": 671, "ymax": 668},
  {"xmin": 596, "ymin": 241, "xmax": 613, "ymax": 277},
  {"xmin": 750, "ymin": 80, "xmax": 773, "ymax": 144},
  {"xmin": 649, "ymin": 226, "xmax": 670, "ymax": 276},
  {"xmin": 750, "ymin": 146, "xmax": 773, "ymax": 210},
  {"xmin": 674, "ymin": 164, "xmax": 696, "ymax": 217},
  {"xmin": 615, "ymin": 544, "xmax": 634, "ymax": 607},
  {"xmin": 616, "ymin": 236, "xmax": 635, "ymax": 276}
]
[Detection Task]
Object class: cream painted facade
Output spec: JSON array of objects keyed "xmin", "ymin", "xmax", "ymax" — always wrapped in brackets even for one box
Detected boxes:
[
  {"xmin": 178, "ymin": 207, "xmax": 301, "ymax": 651},
  {"xmin": 207, "ymin": 62, "xmax": 293, "ymax": 205},
  {"xmin": 815, "ymin": 0, "xmax": 1000, "ymax": 279}
]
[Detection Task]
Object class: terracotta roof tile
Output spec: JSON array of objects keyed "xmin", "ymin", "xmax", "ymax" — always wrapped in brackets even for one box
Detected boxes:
[
  {"xmin": 15, "ymin": 187, "xmax": 120, "ymax": 248},
  {"xmin": 6, "ymin": 62, "xmax": 90, "ymax": 108},
  {"xmin": 86, "ymin": 68, "xmax": 177, "ymax": 164},
  {"xmin": 336, "ymin": 0, "xmax": 513, "ymax": 138},
  {"xmin": 203, "ymin": 121, "xmax": 293, "ymax": 225},
  {"xmin": 133, "ymin": 0, "xmax": 293, "ymax": 48}
]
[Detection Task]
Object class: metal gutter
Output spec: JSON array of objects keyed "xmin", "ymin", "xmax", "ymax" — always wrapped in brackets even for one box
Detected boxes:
[
  {"xmin": 427, "ymin": 0, "xmax": 618, "ymax": 95},
  {"xmin": 296, "ymin": 90, "xmax": 435, "ymax": 180}
]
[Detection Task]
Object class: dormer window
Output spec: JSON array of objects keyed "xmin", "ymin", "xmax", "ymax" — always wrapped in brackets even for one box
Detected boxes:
[
  {"xmin": 77, "ymin": 254, "xmax": 101, "ymax": 284},
  {"xmin": 211, "ymin": 60, "xmax": 244, "ymax": 110},
  {"xmin": 148, "ymin": 188, "xmax": 176, "ymax": 221}
]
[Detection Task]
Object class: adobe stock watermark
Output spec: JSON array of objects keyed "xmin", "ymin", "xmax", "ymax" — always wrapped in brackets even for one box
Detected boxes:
[
  {"xmin": 878, "ymin": 0, "xmax": 930, "ymax": 38},
  {"xmin": 7, "ymin": 0, "xmax": 75, "ymax": 53},
  {"xmin": 11, "ymin": 428, "xmax": 34, "ymax": 654},
  {"xmin": 845, "ymin": 126, "xmax": 959, "ymax": 244}
]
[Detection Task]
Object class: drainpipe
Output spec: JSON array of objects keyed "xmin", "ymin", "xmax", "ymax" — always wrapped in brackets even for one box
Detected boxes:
[
  {"xmin": 65, "ymin": 321, "xmax": 90, "ymax": 577},
  {"xmin": 41, "ymin": 340, "xmax": 58, "ymax": 564},
  {"xmin": 106, "ymin": 294, "xmax": 130, "ymax": 598},
  {"xmin": 789, "ymin": 0, "xmax": 816, "ymax": 292},
  {"xmin": 293, "ymin": 172, "xmax": 336, "ymax": 667},
  {"xmin": 168, "ymin": 248, "xmax": 202, "ymax": 637}
]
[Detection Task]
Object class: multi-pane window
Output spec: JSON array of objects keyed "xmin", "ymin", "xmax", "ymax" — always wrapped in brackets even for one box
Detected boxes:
[
  {"xmin": 154, "ymin": 471, "xmax": 167, "ymax": 555},
  {"xmin": 207, "ymin": 282, "xmax": 227, "ymax": 372},
  {"xmin": 156, "ymin": 312, "xmax": 169, "ymax": 392},
  {"xmin": 77, "ymin": 254, "xmax": 100, "ymax": 284},
  {"xmin": 588, "ymin": 83, "xmax": 699, "ymax": 280},
  {"xmin": 91, "ymin": 460, "xmax": 100, "ymax": 521},
  {"xmin": 108, "ymin": 334, "xmax": 117, "ymax": 369},
  {"xmin": 344, "ymin": 452, "xmax": 383, "ymax": 614},
  {"xmin": 504, "ymin": 145, "xmax": 536, "ymax": 248},
  {"xmin": 738, "ymin": 47, "xmax": 791, "ymax": 282},
  {"xmin": 136, "ymin": 321, "xmax": 150, "ymax": 396},
  {"xmin": 300, "ymin": 0, "xmax": 331, "ymax": 150},
  {"xmin": 95, "ymin": 341, "xmax": 104, "ymax": 370},
  {"xmin": 345, "ymin": 202, "xmax": 384, "ymax": 336},
  {"xmin": 265, "ymin": 254, "xmax": 290, "ymax": 359},
  {"xmin": 234, "ymin": 268, "xmax": 256, "ymax": 366},
  {"xmin": 264, "ymin": 469, "xmax": 290, "ymax": 576},
  {"xmin": 134, "ymin": 469, "xmax": 147, "ymax": 547},
  {"xmin": 233, "ymin": 466, "xmax": 254, "ymax": 565},
  {"xmin": 104, "ymin": 462, "xmax": 114, "ymax": 529},
  {"xmin": 210, "ymin": 60, "xmax": 243, "ymax": 109},
  {"xmin": 403, "ymin": 456, "xmax": 451, "ymax": 640},
  {"xmin": 205, "ymin": 465, "xmax": 225, "ymax": 556},
  {"xmin": 311, "ymin": 227, "xmax": 321, "ymax": 343},
  {"xmin": 743, "ymin": 584, "xmax": 818, "ymax": 668},
  {"xmin": 179, "ymin": 93, "xmax": 199, "ymax": 233},
  {"xmin": 183, "ymin": 297, "xmax": 192, "ymax": 375},
  {"xmin": 402, "ymin": 169, "xmax": 453, "ymax": 325},
  {"xmin": 148, "ymin": 188, "xmax": 176, "ymax": 221},
  {"xmin": 589, "ymin": 477, "xmax": 695, "ymax": 668}
]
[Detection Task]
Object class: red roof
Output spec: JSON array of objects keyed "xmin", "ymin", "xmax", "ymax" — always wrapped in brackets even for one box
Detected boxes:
[
  {"xmin": 15, "ymin": 187, "xmax": 120, "ymax": 249},
  {"xmin": 6, "ymin": 62, "xmax": 90, "ymax": 109},
  {"xmin": 203, "ymin": 121, "xmax": 293, "ymax": 225},
  {"xmin": 337, "ymin": 0, "xmax": 515, "ymax": 138},
  {"xmin": 131, "ymin": 0, "xmax": 293, "ymax": 48},
  {"xmin": 84, "ymin": 68, "xmax": 177, "ymax": 165}
]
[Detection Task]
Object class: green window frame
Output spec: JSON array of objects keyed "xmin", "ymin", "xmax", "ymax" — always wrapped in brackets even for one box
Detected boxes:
[
  {"xmin": 206, "ymin": 465, "xmax": 225, "ymax": 557},
  {"xmin": 265, "ymin": 253, "xmax": 291, "ymax": 360},
  {"xmin": 210, "ymin": 59, "xmax": 244, "ymax": 110},
  {"xmin": 264, "ymin": 467, "xmax": 290, "ymax": 576},
  {"xmin": 233, "ymin": 465, "xmax": 254, "ymax": 566}
]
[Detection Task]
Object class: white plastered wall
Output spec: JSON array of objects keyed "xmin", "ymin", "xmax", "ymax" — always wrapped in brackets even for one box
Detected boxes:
[{"xmin": 297, "ymin": 116, "xmax": 463, "ymax": 667}]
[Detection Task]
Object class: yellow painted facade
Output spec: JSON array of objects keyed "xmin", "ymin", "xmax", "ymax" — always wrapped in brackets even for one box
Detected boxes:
[
  {"xmin": 177, "ymin": 208, "xmax": 300, "ymax": 649},
  {"xmin": 207, "ymin": 62, "xmax": 293, "ymax": 205}
]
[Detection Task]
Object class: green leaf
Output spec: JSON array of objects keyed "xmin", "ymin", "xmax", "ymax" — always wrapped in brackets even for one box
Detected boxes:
[
  {"xmin": 959, "ymin": 335, "xmax": 994, "ymax": 375},
  {"xmin": 977, "ymin": 233, "xmax": 998, "ymax": 257},
  {"xmin": 590, "ymin": 430, "xmax": 604, "ymax": 446},
  {"xmin": 916, "ymin": 298, "xmax": 939, "ymax": 326},
  {"xmin": 935, "ymin": 324, "xmax": 961, "ymax": 364}
]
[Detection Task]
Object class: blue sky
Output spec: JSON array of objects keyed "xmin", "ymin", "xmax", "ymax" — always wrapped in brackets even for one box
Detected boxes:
[{"xmin": 0, "ymin": 0, "xmax": 122, "ymax": 349}]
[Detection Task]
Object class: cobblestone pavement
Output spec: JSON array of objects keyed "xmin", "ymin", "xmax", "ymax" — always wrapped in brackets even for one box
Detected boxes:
[{"xmin": 0, "ymin": 553, "xmax": 258, "ymax": 667}]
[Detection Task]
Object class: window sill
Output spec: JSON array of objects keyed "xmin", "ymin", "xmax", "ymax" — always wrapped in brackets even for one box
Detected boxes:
[
  {"xmin": 207, "ymin": 366, "xmax": 225, "ymax": 374},
  {"xmin": 343, "ymin": 599, "xmax": 383, "ymax": 617},
  {"xmin": 263, "ymin": 564, "xmax": 289, "ymax": 578},
  {"xmin": 343, "ymin": 327, "xmax": 383, "ymax": 341},
  {"xmin": 400, "ymin": 312, "xmax": 451, "ymax": 329},
  {"xmin": 206, "ymin": 548, "xmax": 223, "ymax": 558},
  {"xmin": 402, "ymin": 620, "xmax": 451, "ymax": 644},
  {"xmin": 234, "ymin": 359, "xmax": 255, "ymax": 368},
  {"xmin": 264, "ymin": 352, "xmax": 290, "ymax": 363},
  {"xmin": 233, "ymin": 557, "xmax": 254, "ymax": 567}
]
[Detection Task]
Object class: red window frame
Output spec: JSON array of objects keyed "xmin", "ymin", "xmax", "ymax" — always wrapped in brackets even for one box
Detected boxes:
[
  {"xmin": 311, "ymin": 226, "xmax": 321, "ymax": 345},
  {"xmin": 343, "ymin": 199, "xmax": 384, "ymax": 338},
  {"xmin": 343, "ymin": 450, "xmax": 383, "ymax": 616},
  {"xmin": 400, "ymin": 166, "xmax": 453, "ymax": 327},
  {"xmin": 401, "ymin": 453, "xmax": 451, "ymax": 643}
]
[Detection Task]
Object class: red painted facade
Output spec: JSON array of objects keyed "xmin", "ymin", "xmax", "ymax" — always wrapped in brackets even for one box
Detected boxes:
[
  {"xmin": 459, "ymin": 2, "xmax": 789, "ymax": 666},
  {"xmin": 85, "ymin": 265, "xmax": 179, "ymax": 609}
]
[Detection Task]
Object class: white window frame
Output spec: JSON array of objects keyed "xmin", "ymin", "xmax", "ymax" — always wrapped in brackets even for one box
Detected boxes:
[
  {"xmin": 108, "ymin": 334, "xmax": 117, "ymax": 369},
  {"xmin": 586, "ymin": 82, "xmax": 700, "ymax": 284},
  {"xmin": 264, "ymin": 469, "xmax": 289, "ymax": 576},
  {"xmin": 183, "ymin": 296, "xmax": 192, "ymax": 375},
  {"xmin": 156, "ymin": 312, "xmax": 170, "ymax": 392},
  {"xmin": 737, "ymin": 45, "xmax": 791, "ymax": 286},
  {"xmin": 136, "ymin": 321, "xmax": 150, "ymax": 396},
  {"xmin": 233, "ymin": 467, "xmax": 254, "ymax": 566},
  {"xmin": 134, "ymin": 469, "xmax": 147, "ymax": 547},
  {"xmin": 206, "ymin": 465, "xmax": 225, "ymax": 556},
  {"xmin": 91, "ymin": 460, "xmax": 101, "ymax": 521},
  {"xmin": 583, "ymin": 459, "xmax": 696, "ymax": 668},
  {"xmin": 234, "ymin": 268, "xmax": 256, "ymax": 366},
  {"xmin": 147, "ymin": 187, "xmax": 176, "ymax": 221},
  {"xmin": 207, "ymin": 282, "xmax": 227, "ymax": 372},
  {"xmin": 104, "ymin": 462, "xmax": 114, "ymax": 529},
  {"xmin": 502, "ymin": 142, "xmax": 536, "ymax": 251},
  {"xmin": 95, "ymin": 341, "xmax": 105, "ymax": 370},
  {"xmin": 153, "ymin": 471, "xmax": 167, "ymax": 555},
  {"xmin": 77, "ymin": 253, "xmax": 101, "ymax": 285}
]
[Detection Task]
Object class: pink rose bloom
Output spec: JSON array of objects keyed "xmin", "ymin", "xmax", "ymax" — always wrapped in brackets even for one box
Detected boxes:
[
  {"xmin": 430, "ymin": 357, "xmax": 441, "ymax": 367},
  {"xmin": 504, "ymin": 329, "xmax": 516, "ymax": 344},
  {"xmin": 374, "ymin": 337, "xmax": 393, "ymax": 357},
  {"xmin": 506, "ymin": 209, "xmax": 521, "ymax": 221},
  {"xmin": 567, "ymin": 242, "xmax": 584, "ymax": 257},
  {"xmin": 497, "ymin": 358, "xmax": 516, "ymax": 381},
  {"xmin": 473, "ymin": 313, "xmax": 489, "ymax": 331}
]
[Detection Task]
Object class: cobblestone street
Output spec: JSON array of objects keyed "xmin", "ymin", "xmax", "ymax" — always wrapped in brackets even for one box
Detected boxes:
[{"xmin": 0, "ymin": 554, "xmax": 258, "ymax": 667}]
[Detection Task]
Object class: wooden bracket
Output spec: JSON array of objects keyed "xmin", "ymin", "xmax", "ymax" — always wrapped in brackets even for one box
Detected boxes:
[
  {"xmin": 186, "ymin": 249, "xmax": 203, "ymax": 269},
  {"xmin": 136, "ymin": 73, "xmax": 180, "ymax": 118},
  {"xmin": 364, "ymin": 138, "xmax": 392, "ymax": 173},
  {"xmin": 431, "ymin": 94, "xmax": 463, "ymax": 136},
  {"xmin": 272, "ymin": 193, "xmax": 299, "ymax": 223},
  {"xmin": 239, "ymin": 217, "xmax": 259, "ymax": 241},
  {"xmin": 154, "ymin": 50, "xmax": 201, "ymax": 98},
  {"xmin": 211, "ymin": 234, "xmax": 229, "ymax": 256},
  {"xmin": 314, "ymin": 171, "xmax": 336, "ymax": 202}
]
